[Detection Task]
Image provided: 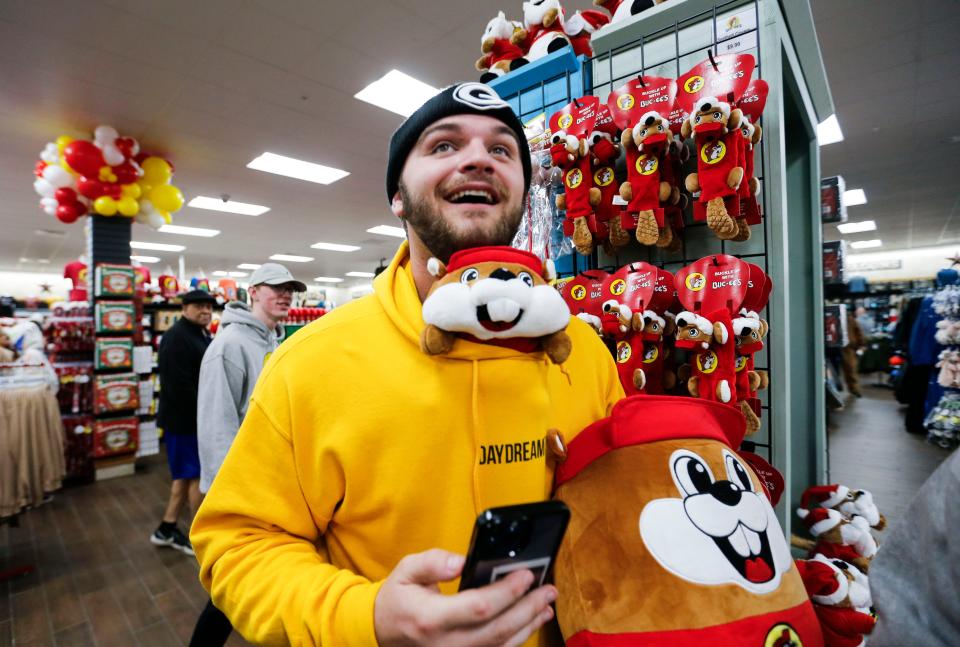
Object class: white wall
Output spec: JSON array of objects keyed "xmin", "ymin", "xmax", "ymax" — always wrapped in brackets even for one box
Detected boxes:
[
  {"xmin": 845, "ymin": 244, "xmax": 959, "ymax": 282},
  {"xmin": 0, "ymin": 271, "xmax": 72, "ymax": 299}
]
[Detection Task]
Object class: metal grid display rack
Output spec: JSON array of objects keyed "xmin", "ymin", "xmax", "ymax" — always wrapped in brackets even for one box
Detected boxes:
[{"xmin": 490, "ymin": 0, "xmax": 833, "ymax": 532}]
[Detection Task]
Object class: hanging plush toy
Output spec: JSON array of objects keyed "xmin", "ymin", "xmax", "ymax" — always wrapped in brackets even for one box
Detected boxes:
[
  {"xmin": 732, "ymin": 115, "xmax": 762, "ymax": 241},
  {"xmin": 674, "ymin": 309, "xmax": 735, "ymax": 404},
  {"xmin": 552, "ymin": 396, "xmax": 822, "ymax": 645},
  {"xmin": 589, "ymin": 105, "xmax": 630, "ymax": 249},
  {"xmin": 733, "ymin": 310, "xmax": 769, "ymax": 435},
  {"xmin": 595, "ymin": 0, "xmax": 669, "ymax": 24},
  {"xmin": 658, "ymin": 134, "xmax": 687, "ymax": 251},
  {"xmin": 633, "ymin": 309, "xmax": 677, "ymax": 394},
  {"xmin": 518, "ymin": 0, "xmax": 572, "ymax": 65},
  {"xmin": 420, "ymin": 247, "xmax": 572, "ymax": 363},
  {"xmin": 801, "ymin": 484, "xmax": 887, "ymax": 531},
  {"xmin": 620, "ymin": 111, "xmax": 673, "ymax": 246},
  {"xmin": 550, "ymin": 98, "xmax": 602, "ymax": 255},
  {"xmin": 681, "ymin": 96, "xmax": 745, "ymax": 240},
  {"xmin": 563, "ymin": 10, "xmax": 610, "ymax": 57},
  {"xmin": 796, "ymin": 555, "xmax": 876, "ymax": 647},
  {"xmin": 795, "ymin": 508, "xmax": 878, "ymax": 573},
  {"xmin": 476, "ymin": 11, "xmax": 528, "ymax": 83}
]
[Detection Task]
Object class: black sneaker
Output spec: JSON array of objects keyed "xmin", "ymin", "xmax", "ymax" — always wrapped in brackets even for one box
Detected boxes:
[{"xmin": 151, "ymin": 525, "xmax": 195, "ymax": 556}]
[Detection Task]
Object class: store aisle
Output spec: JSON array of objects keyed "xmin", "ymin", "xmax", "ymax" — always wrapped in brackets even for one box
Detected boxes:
[
  {"xmin": 828, "ymin": 384, "xmax": 951, "ymax": 523},
  {"xmin": 0, "ymin": 454, "xmax": 252, "ymax": 647}
]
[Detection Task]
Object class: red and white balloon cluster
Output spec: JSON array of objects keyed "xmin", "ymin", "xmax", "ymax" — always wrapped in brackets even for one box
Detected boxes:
[{"xmin": 32, "ymin": 126, "xmax": 185, "ymax": 228}]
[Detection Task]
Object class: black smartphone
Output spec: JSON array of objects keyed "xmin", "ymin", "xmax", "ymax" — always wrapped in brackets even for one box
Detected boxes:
[{"xmin": 458, "ymin": 501, "xmax": 570, "ymax": 592}]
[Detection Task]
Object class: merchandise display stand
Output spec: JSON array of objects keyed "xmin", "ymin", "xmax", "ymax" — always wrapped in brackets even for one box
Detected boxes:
[
  {"xmin": 87, "ymin": 215, "xmax": 139, "ymax": 480},
  {"xmin": 493, "ymin": 0, "xmax": 831, "ymax": 534}
]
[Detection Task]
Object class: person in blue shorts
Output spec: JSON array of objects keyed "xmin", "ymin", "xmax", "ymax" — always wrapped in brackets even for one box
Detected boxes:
[{"xmin": 152, "ymin": 289, "xmax": 215, "ymax": 555}]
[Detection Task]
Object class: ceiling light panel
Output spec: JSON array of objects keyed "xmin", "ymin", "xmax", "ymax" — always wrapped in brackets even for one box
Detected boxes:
[
  {"xmin": 130, "ymin": 241, "xmax": 185, "ymax": 252},
  {"xmin": 159, "ymin": 224, "xmax": 221, "ymax": 237},
  {"xmin": 817, "ymin": 114, "xmax": 844, "ymax": 146},
  {"xmin": 130, "ymin": 255, "xmax": 160, "ymax": 263},
  {"xmin": 345, "ymin": 271, "xmax": 375, "ymax": 278},
  {"xmin": 247, "ymin": 153, "xmax": 349, "ymax": 185},
  {"xmin": 844, "ymin": 189, "xmax": 867, "ymax": 206},
  {"xmin": 188, "ymin": 196, "xmax": 270, "ymax": 216},
  {"xmin": 313, "ymin": 276, "xmax": 344, "ymax": 283},
  {"xmin": 366, "ymin": 225, "xmax": 406, "ymax": 238},
  {"xmin": 269, "ymin": 254, "xmax": 314, "ymax": 263},
  {"xmin": 354, "ymin": 70, "xmax": 440, "ymax": 117},
  {"xmin": 849, "ymin": 239, "xmax": 882, "ymax": 249},
  {"xmin": 836, "ymin": 220, "xmax": 876, "ymax": 234},
  {"xmin": 237, "ymin": 263, "xmax": 261, "ymax": 270},
  {"xmin": 310, "ymin": 242, "xmax": 361, "ymax": 252}
]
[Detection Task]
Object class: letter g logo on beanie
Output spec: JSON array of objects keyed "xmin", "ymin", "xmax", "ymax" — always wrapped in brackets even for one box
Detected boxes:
[{"xmin": 452, "ymin": 83, "xmax": 511, "ymax": 110}]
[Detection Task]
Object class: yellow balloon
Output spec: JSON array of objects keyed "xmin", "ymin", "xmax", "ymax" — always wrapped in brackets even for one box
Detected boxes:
[
  {"xmin": 94, "ymin": 196, "xmax": 117, "ymax": 216},
  {"xmin": 55, "ymin": 135, "xmax": 74, "ymax": 154},
  {"xmin": 117, "ymin": 196, "xmax": 139, "ymax": 216},
  {"xmin": 162, "ymin": 211, "xmax": 172, "ymax": 224},
  {"xmin": 148, "ymin": 184, "xmax": 184, "ymax": 213},
  {"xmin": 121, "ymin": 183, "xmax": 142, "ymax": 199},
  {"xmin": 141, "ymin": 157, "xmax": 172, "ymax": 185},
  {"xmin": 60, "ymin": 159, "xmax": 78, "ymax": 176},
  {"xmin": 138, "ymin": 181, "xmax": 153, "ymax": 196}
]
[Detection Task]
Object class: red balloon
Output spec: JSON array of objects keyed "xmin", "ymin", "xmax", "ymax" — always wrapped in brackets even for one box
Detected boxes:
[
  {"xmin": 113, "ymin": 161, "xmax": 140, "ymax": 184},
  {"xmin": 77, "ymin": 176, "xmax": 107, "ymax": 199},
  {"xmin": 63, "ymin": 140, "xmax": 105, "ymax": 177},
  {"xmin": 34, "ymin": 161, "xmax": 48, "ymax": 178},
  {"xmin": 107, "ymin": 183, "xmax": 122, "ymax": 200},
  {"xmin": 56, "ymin": 204, "xmax": 80, "ymax": 223},
  {"xmin": 134, "ymin": 151, "xmax": 149, "ymax": 165},
  {"xmin": 54, "ymin": 187, "xmax": 78, "ymax": 204}
]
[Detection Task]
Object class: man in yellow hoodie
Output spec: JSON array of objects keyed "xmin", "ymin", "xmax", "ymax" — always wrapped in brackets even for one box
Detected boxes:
[{"xmin": 191, "ymin": 82, "xmax": 624, "ymax": 646}]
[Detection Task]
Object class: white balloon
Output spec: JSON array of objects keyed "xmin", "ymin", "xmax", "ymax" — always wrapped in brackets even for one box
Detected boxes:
[
  {"xmin": 139, "ymin": 199, "xmax": 157, "ymax": 215},
  {"xmin": 43, "ymin": 203, "xmax": 57, "ymax": 216},
  {"xmin": 42, "ymin": 164, "xmax": 73, "ymax": 188},
  {"xmin": 147, "ymin": 212, "xmax": 165, "ymax": 229},
  {"xmin": 39, "ymin": 143, "xmax": 59, "ymax": 164},
  {"xmin": 134, "ymin": 212, "xmax": 150, "ymax": 224},
  {"xmin": 102, "ymin": 144, "xmax": 124, "ymax": 166},
  {"xmin": 94, "ymin": 125, "xmax": 118, "ymax": 145},
  {"xmin": 40, "ymin": 197, "xmax": 58, "ymax": 208},
  {"xmin": 33, "ymin": 178, "xmax": 55, "ymax": 198}
]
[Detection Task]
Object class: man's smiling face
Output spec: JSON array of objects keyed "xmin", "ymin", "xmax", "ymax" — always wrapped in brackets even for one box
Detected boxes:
[{"xmin": 393, "ymin": 114, "xmax": 526, "ymax": 263}]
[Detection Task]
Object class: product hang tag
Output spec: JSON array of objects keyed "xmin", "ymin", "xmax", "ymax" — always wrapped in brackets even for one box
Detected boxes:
[
  {"xmin": 549, "ymin": 96, "xmax": 601, "ymax": 139},
  {"xmin": 737, "ymin": 78, "xmax": 768, "ymax": 123},
  {"xmin": 673, "ymin": 254, "xmax": 750, "ymax": 314},
  {"xmin": 559, "ymin": 270, "xmax": 609, "ymax": 317},
  {"xmin": 666, "ymin": 99, "xmax": 689, "ymax": 137},
  {"xmin": 676, "ymin": 53, "xmax": 756, "ymax": 114},
  {"xmin": 606, "ymin": 76, "xmax": 678, "ymax": 131},
  {"xmin": 605, "ymin": 262, "xmax": 657, "ymax": 313},
  {"xmin": 737, "ymin": 450, "xmax": 784, "ymax": 506},
  {"xmin": 648, "ymin": 268, "xmax": 676, "ymax": 314},
  {"xmin": 741, "ymin": 262, "xmax": 772, "ymax": 313}
]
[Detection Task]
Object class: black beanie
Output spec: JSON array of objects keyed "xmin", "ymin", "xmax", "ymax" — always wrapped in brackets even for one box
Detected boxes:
[{"xmin": 385, "ymin": 82, "xmax": 531, "ymax": 202}]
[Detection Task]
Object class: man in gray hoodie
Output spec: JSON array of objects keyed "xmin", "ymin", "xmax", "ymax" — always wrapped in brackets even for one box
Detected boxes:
[{"xmin": 192, "ymin": 262, "xmax": 306, "ymax": 646}]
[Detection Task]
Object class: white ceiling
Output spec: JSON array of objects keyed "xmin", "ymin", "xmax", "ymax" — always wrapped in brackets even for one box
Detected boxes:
[
  {"xmin": 812, "ymin": 0, "xmax": 960, "ymax": 253},
  {"xmin": 1, "ymin": 0, "xmax": 958, "ymax": 287}
]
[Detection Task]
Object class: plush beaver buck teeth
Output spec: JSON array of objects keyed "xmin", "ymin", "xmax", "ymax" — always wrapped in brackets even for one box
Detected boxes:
[{"xmin": 447, "ymin": 189, "xmax": 497, "ymax": 205}]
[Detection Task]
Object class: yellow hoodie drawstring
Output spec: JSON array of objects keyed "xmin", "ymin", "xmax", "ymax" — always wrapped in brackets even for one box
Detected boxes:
[{"xmin": 471, "ymin": 359, "xmax": 481, "ymax": 513}]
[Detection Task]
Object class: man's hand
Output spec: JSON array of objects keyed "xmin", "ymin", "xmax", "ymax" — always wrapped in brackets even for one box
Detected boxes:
[{"xmin": 374, "ymin": 549, "xmax": 557, "ymax": 646}]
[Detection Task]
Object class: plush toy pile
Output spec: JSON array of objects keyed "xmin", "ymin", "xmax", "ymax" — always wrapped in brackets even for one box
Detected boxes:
[
  {"xmin": 793, "ymin": 483, "xmax": 887, "ymax": 646},
  {"xmin": 926, "ymin": 284, "xmax": 960, "ymax": 446}
]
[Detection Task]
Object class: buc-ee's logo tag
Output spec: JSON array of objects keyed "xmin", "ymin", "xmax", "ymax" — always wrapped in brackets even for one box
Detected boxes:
[
  {"xmin": 617, "ymin": 94, "xmax": 635, "ymax": 110},
  {"xmin": 616, "ymin": 341, "xmax": 632, "ymax": 364},
  {"xmin": 684, "ymin": 75, "xmax": 704, "ymax": 93},
  {"xmin": 764, "ymin": 623, "xmax": 803, "ymax": 647},
  {"xmin": 643, "ymin": 345, "xmax": 659, "ymax": 364},
  {"xmin": 636, "ymin": 154, "xmax": 658, "ymax": 175},
  {"xmin": 594, "ymin": 167, "xmax": 614, "ymax": 186},
  {"xmin": 609, "ymin": 279, "xmax": 626, "ymax": 296},
  {"xmin": 571, "ymin": 285, "xmax": 587, "ymax": 301},
  {"xmin": 685, "ymin": 272, "xmax": 706, "ymax": 291},
  {"xmin": 735, "ymin": 356, "xmax": 748, "ymax": 372},
  {"xmin": 697, "ymin": 350, "xmax": 719, "ymax": 374},
  {"xmin": 701, "ymin": 140, "xmax": 727, "ymax": 164},
  {"xmin": 565, "ymin": 168, "xmax": 583, "ymax": 189},
  {"xmin": 558, "ymin": 114, "xmax": 573, "ymax": 129}
]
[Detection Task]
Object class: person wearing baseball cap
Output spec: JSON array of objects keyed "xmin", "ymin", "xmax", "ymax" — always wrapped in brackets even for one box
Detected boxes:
[
  {"xmin": 190, "ymin": 263, "xmax": 305, "ymax": 645},
  {"xmin": 192, "ymin": 83, "xmax": 622, "ymax": 646}
]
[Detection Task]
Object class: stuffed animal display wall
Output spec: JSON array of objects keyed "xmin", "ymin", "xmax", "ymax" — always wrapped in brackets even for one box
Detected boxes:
[
  {"xmin": 420, "ymin": 246, "xmax": 572, "ymax": 363},
  {"xmin": 552, "ymin": 396, "xmax": 822, "ymax": 645},
  {"xmin": 476, "ymin": 11, "xmax": 528, "ymax": 83}
]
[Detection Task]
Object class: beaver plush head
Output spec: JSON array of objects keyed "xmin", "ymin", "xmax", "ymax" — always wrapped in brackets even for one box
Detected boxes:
[
  {"xmin": 420, "ymin": 246, "xmax": 573, "ymax": 363},
  {"xmin": 681, "ymin": 95, "xmax": 742, "ymax": 141}
]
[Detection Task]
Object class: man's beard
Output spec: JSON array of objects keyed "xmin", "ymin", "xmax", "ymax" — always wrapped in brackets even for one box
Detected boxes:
[{"xmin": 399, "ymin": 181, "xmax": 524, "ymax": 264}]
